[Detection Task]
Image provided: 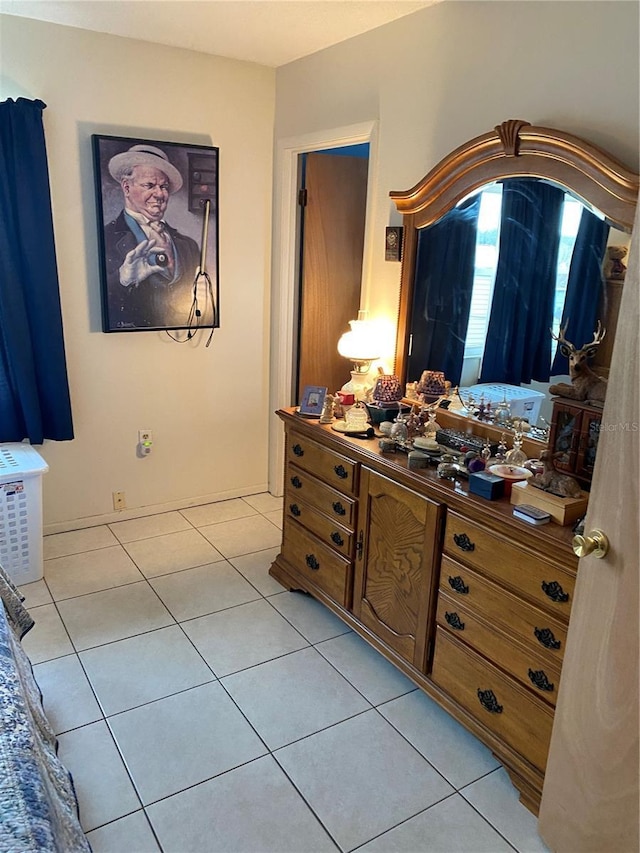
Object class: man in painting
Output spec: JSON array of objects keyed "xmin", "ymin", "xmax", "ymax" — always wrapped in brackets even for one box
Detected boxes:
[{"xmin": 104, "ymin": 144, "xmax": 201, "ymax": 329}]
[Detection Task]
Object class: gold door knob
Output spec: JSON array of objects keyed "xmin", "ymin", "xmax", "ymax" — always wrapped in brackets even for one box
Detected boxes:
[{"xmin": 572, "ymin": 529, "xmax": 609, "ymax": 559}]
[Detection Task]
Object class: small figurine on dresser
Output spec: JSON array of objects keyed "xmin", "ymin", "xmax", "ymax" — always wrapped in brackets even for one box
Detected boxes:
[
  {"xmin": 530, "ymin": 450, "xmax": 583, "ymax": 498},
  {"xmin": 602, "ymin": 244, "xmax": 628, "ymax": 280},
  {"xmin": 549, "ymin": 322, "xmax": 608, "ymax": 405},
  {"xmin": 319, "ymin": 394, "xmax": 335, "ymax": 424}
]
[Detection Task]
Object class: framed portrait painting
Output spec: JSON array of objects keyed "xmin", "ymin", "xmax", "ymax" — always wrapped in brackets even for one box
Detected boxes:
[{"xmin": 92, "ymin": 134, "xmax": 220, "ymax": 333}]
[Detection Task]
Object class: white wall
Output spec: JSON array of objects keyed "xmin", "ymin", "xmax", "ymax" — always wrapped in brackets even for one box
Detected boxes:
[
  {"xmin": 0, "ymin": 16, "xmax": 275, "ymax": 530},
  {"xmin": 275, "ymin": 0, "xmax": 639, "ymax": 364}
]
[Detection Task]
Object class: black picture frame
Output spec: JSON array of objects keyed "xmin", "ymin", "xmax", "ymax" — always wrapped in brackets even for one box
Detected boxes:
[{"xmin": 92, "ymin": 134, "xmax": 220, "ymax": 333}]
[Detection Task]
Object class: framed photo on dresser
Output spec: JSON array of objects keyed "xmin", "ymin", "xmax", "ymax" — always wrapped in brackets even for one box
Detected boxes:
[{"xmin": 299, "ymin": 385, "xmax": 328, "ymax": 417}]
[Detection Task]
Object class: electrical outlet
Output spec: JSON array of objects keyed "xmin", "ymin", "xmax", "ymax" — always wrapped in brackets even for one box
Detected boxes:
[
  {"xmin": 138, "ymin": 429, "xmax": 153, "ymax": 444},
  {"xmin": 112, "ymin": 491, "xmax": 126, "ymax": 510}
]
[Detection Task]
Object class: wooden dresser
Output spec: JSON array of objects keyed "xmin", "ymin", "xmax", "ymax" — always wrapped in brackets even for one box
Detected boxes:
[{"xmin": 270, "ymin": 407, "xmax": 578, "ymax": 814}]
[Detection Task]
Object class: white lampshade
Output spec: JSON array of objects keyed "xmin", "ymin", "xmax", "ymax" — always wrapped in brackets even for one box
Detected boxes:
[{"xmin": 337, "ymin": 310, "xmax": 379, "ymax": 373}]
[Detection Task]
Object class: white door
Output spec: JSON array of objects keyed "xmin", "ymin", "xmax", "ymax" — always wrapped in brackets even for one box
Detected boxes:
[{"xmin": 539, "ymin": 207, "xmax": 639, "ymax": 851}]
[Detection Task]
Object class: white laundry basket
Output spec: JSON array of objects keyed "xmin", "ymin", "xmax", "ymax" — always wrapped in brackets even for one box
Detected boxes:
[
  {"xmin": 460, "ymin": 383, "xmax": 546, "ymax": 425},
  {"xmin": 0, "ymin": 444, "xmax": 49, "ymax": 585}
]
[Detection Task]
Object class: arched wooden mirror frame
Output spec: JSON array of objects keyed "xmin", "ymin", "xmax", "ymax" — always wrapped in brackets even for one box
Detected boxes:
[{"xmin": 390, "ymin": 119, "xmax": 639, "ymax": 386}]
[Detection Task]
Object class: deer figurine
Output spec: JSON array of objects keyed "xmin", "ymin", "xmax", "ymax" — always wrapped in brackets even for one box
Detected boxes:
[
  {"xmin": 548, "ymin": 322, "xmax": 608, "ymax": 405},
  {"xmin": 530, "ymin": 450, "xmax": 583, "ymax": 497}
]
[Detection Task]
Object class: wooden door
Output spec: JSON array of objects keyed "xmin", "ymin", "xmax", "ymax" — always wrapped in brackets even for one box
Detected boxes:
[
  {"xmin": 538, "ymin": 209, "xmax": 639, "ymax": 851},
  {"xmin": 297, "ymin": 153, "xmax": 368, "ymax": 400},
  {"xmin": 354, "ymin": 468, "xmax": 442, "ymax": 671}
]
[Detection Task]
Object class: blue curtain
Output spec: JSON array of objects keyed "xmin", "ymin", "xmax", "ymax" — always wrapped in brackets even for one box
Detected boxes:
[
  {"xmin": 550, "ymin": 209, "xmax": 609, "ymax": 375},
  {"xmin": 0, "ymin": 98, "xmax": 73, "ymax": 444},
  {"xmin": 407, "ymin": 194, "xmax": 481, "ymax": 386},
  {"xmin": 479, "ymin": 179, "xmax": 564, "ymax": 385}
]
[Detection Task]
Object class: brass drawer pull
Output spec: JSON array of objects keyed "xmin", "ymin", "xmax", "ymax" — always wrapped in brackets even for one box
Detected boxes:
[
  {"xmin": 292, "ymin": 443, "xmax": 304, "ymax": 457},
  {"xmin": 334, "ymin": 464, "xmax": 348, "ymax": 479},
  {"xmin": 289, "ymin": 503, "xmax": 301, "ymax": 517},
  {"xmin": 534, "ymin": 627, "xmax": 561, "ymax": 650},
  {"xmin": 290, "ymin": 476, "xmax": 302, "ymax": 489},
  {"xmin": 448, "ymin": 575, "xmax": 469, "ymax": 594},
  {"xmin": 453, "ymin": 532, "xmax": 475, "ymax": 552},
  {"xmin": 330, "ymin": 531, "xmax": 344, "ymax": 546},
  {"xmin": 541, "ymin": 580, "xmax": 569, "ymax": 603},
  {"xmin": 332, "ymin": 501, "xmax": 346, "ymax": 516},
  {"xmin": 445, "ymin": 612, "xmax": 465, "ymax": 630},
  {"xmin": 305, "ymin": 554, "xmax": 320, "ymax": 571},
  {"xmin": 477, "ymin": 689, "xmax": 503, "ymax": 714},
  {"xmin": 528, "ymin": 668, "xmax": 554, "ymax": 692}
]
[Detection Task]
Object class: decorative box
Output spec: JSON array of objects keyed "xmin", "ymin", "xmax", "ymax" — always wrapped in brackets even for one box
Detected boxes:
[
  {"xmin": 510, "ymin": 481, "xmax": 589, "ymax": 526},
  {"xmin": 469, "ymin": 471, "xmax": 505, "ymax": 500}
]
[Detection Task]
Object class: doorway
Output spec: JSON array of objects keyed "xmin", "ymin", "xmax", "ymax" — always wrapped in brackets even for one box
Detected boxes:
[
  {"xmin": 269, "ymin": 121, "xmax": 378, "ymax": 495},
  {"xmin": 295, "ymin": 144, "xmax": 370, "ymax": 401}
]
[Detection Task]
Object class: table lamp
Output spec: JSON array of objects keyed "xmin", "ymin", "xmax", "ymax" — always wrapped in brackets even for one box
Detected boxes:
[{"xmin": 337, "ymin": 310, "xmax": 379, "ymax": 401}]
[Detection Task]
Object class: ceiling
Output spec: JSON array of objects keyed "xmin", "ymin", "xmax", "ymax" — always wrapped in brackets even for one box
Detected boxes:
[{"xmin": 0, "ymin": 0, "xmax": 439, "ymax": 67}]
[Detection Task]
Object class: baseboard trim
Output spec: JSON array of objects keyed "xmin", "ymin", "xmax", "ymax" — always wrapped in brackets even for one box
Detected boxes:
[{"xmin": 43, "ymin": 482, "xmax": 270, "ymax": 535}]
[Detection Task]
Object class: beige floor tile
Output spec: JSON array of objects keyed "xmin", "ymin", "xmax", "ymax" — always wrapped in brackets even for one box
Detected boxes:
[
  {"xmin": 44, "ymin": 545, "xmax": 143, "ymax": 600},
  {"xmin": 379, "ymin": 689, "xmax": 500, "ymax": 788},
  {"xmin": 123, "ymin": 529, "xmax": 223, "ymax": 578},
  {"xmin": 180, "ymin": 498, "xmax": 257, "ymax": 527},
  {"xmin": 108, "ymin": 512, "xmax": 191, "ymax": 544},
  {"xmin": 147, "ymin": 756, "xmax": 336, "ymax": 853},
  {"xmin": 269, "ymin": 590, "xmax": 351, "ymax": 643},
  {"xmin": 360, "ymin": 793, "xmax": 512, "ymax": 852},
  {"xmin": 56, "ymin": 582, "xmax": 173, "ymax": 650},
  {"xmin": 242, "ymin": 492, "xmax": 284, "ymax": 514},
  {"xmin": 34, "ymin": 654, "xmax": 102, "ymax": 734},
  {"xmin": 108, "ymin": 682, "xmax": 267, "ymax": 804},
  {"xmin": 263, "ymin": 509, "xmax": 283, "ymax": 529},
  {"xmin": 182, "ymin": 599, "xmax": 308, "ymax": 677},
  {"xmin": 229, "ymin": 548, "xmax": 285, "ymax": 596},
  {"xmin": 199, "ymin": 515, "xmax": 282, "ymax": 558},
  {"xmin": 44, "ymin": 526, "xmax": 118, "ymax": 559},
  {"xmin": 222, "ymin": 647, "xmax": 369, "ymax": 749},
  {"xmin": 149, "ymin": 562, "xmax": 260, "ymax": 622},
  {"xmin": 316, "ymin": 631, "xmax": 416, "ymax": 705},
  {"xmin": 18, "ymin": 578, "xmax": 52, "ymax": 608},
  {"xmin": 21, "ymin": 603, "xmax": 74, "ymax": 663},
  {"xmin": 276, "ymin": 710, "xmax": 454, "ymax": 851},
  {"xmin": 57, "ymin": 720, "xmax": 140, "ymax": 832},
  {"xmin": 461, "ymin": 768, "xmax": 551, "ymax": 852},
  {"xmin": 86, "ymin": 811, "xmax": 160, "ymax": 853},
  {"xmin": 80, "ymin": 624, "xmax": 214, "ymax": 715}
]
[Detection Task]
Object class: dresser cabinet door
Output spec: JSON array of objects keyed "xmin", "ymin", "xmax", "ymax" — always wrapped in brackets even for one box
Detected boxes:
[{"xmin": 353, "ymin": 468, "xmax": 442, "ymax": 671}]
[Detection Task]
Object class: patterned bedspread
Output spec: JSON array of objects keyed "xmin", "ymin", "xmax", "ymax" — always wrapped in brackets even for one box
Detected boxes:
[{"xmin": 0, "ymin": 565, "xmax": 90, "ymax": 852}]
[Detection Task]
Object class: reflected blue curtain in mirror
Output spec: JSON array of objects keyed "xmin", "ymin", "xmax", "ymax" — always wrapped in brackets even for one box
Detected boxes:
[
  {"xmin": 550, "ymin": 209, "xmax": 609, "ymax": 375},
  {"xmin": 0, "ymin": 98, "xmax": 73, "ymax": 444},
  {"xmin": 479, "ymin": 180, "xmax": 564, "ymax": 385},
  {"xmin": 407, "ymin": 194, "xmax": 481, "ymax": 386}
]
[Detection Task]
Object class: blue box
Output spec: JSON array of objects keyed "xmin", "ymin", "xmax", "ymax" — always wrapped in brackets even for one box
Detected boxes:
[{"xmin": 469, "ymin": 471, "xmax": 504, "ymax": 500}]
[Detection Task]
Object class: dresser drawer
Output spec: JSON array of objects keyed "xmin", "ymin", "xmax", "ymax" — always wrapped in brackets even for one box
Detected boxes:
[
  {"xmin": 439, "ymin": 557, "xmax": 567, "ymax": 665},
  {"xmin": 436, "ymin": 591, "xmax": 561, "ymax": 705},
  {"xmin": 284, "ymin": 498, "xmax": 353, "ymax": 558},
  {"xmin": 286, "ymin": 463, "xmax": 356, "ymax": 527},
  {"xmin": 444, "ymin": 512, "xmax": 575, "ymax": 617},
  {"xmin": 281, "ymin": 519, "xmax": 352, "ymax": 608},
  {"xmin": 431, "ymin": 628, "xmax": 554, "ymax": 771},
  {"xmin": 287, "ymin": 433, "xmax": 357, "ymax": 494}
]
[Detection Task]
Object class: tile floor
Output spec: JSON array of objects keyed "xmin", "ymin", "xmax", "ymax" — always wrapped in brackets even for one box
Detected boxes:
[{"xmin": 19, "ymin": 493, "xmax": 551, "ymax": 853}]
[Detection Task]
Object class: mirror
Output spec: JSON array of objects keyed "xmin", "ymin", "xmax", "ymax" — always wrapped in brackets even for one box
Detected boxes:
[{"xmin": 391, "ymin": 120, "xmax": 639, "ymax": 443}]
